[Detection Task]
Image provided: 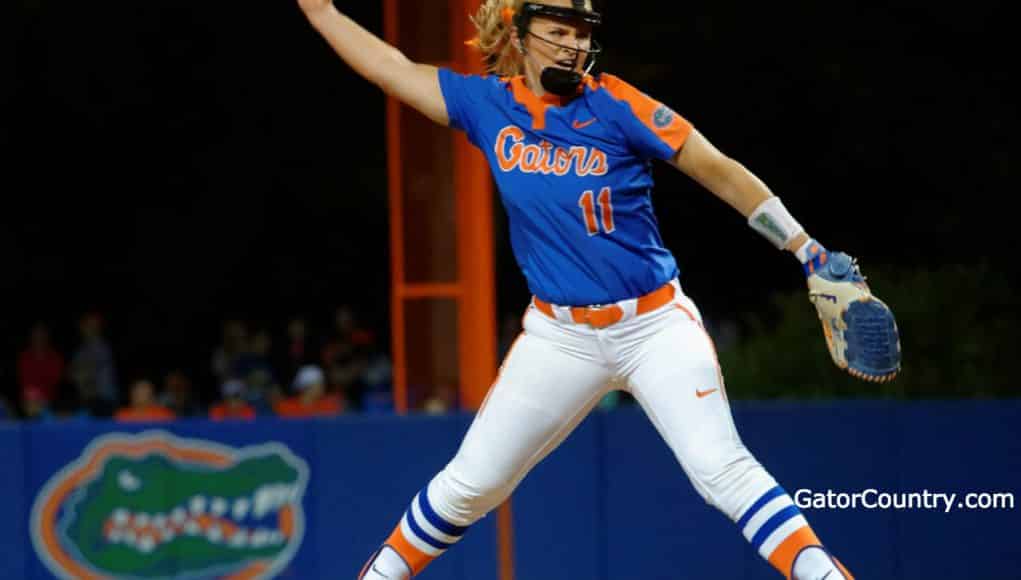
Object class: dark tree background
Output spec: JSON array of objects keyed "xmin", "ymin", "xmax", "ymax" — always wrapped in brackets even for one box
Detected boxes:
[{"xmin": 2, "ymin": 0, "xmax": 1016, "ymax": 401}]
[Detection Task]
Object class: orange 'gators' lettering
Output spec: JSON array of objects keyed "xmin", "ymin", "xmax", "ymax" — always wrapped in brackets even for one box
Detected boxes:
[{"xmin": 495, "ymin": 125, "xmax": 609, "ymax": 177}]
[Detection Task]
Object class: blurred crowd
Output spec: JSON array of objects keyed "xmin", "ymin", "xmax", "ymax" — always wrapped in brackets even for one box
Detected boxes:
[
  {"xmin": 0, "ymin": 304, "xmax": 662, "ymax": 423},
  {"xmin": 0, "ymin": 306, "xmax": 404, "ymax": 423}
]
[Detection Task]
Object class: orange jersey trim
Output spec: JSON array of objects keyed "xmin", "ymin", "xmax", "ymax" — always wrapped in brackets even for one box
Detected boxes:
[
  {"xmin": 506, "ymin": 75, "xmax": 597, "ymax": 131},
  {"xmin": 598, "ymin": 73, "xmax": 693, "ymax": 154},
  {"xmin": 504, "ymin": 73, "xmax": 691, "ymax": 156},
  {"xmin": 508, "ymin": 76, "xmax": 562, "ymax": 131}
]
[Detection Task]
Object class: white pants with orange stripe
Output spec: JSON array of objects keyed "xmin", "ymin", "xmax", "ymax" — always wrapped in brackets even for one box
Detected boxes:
[
  {"xmin": 372, "ymin": 282, "xmax": 851, "ymax": 579},
  {"xmin": 442, "ymin": 286, "xmax": 768, "ymax": 519}
]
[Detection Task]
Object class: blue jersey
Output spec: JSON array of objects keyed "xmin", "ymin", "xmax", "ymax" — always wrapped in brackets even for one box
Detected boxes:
[{"xmin": 438, "ymin": 69, "xmax": 693, "ymax": 306}]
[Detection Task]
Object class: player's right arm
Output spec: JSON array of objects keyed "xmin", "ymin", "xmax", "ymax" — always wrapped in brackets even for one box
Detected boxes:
[{"xmin": 298, "ymin": 0, "xmax": 449, "ymax": 126}]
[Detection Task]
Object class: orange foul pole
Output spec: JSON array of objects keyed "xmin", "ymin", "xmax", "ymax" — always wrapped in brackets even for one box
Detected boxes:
[
  {"xmin": 451, "ymin": 0, "xmax": 497, "ymax": 412},
  {"xmin": 385, "ymin": 0, "xmax": 496, "ymax": 413},
  {"xmin": 386, "ymin": 0, "xmax": 507, "ymax": 576}
]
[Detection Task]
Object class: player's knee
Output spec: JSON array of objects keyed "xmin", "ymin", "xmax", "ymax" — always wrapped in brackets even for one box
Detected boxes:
[
  {"xmin": 683, "ymin": 443, "xmax": 767, "ymax": 512},
  {"xmin": 684, "ymin": 441, "xmax": 742, "ymax": 483},
  {"xmin": 429, "ymin": 466, "xmax": 513, "ymax": 525}
]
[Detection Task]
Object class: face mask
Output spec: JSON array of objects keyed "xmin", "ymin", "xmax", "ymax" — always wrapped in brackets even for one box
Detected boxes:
[{"xmin": 514, "ymin": 2, "xmax": 603, "ymax": 96}]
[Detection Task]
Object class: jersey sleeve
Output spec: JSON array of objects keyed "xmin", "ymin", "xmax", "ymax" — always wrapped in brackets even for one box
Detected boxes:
[
  {"xmin": 598, "ymin": 73, "xmax": 694, "ymax": 161},
  {"xmin": 437, "ymin": 68, "xmax": 493, "ymax": 145}
]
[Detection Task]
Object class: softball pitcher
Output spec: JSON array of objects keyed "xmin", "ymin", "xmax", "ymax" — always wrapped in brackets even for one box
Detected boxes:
[{"xmin": 298, "ymin": 0, "xmax": 900, "ymax": 577}]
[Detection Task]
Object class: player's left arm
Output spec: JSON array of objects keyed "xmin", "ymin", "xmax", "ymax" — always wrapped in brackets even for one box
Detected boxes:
[
  {"xmin": 669, "ymin": 129, "xmax": 902, "ymax": 383},
  {"xmin": 669, "ymin": 128, "xmax": 809, "ymax": 253}
]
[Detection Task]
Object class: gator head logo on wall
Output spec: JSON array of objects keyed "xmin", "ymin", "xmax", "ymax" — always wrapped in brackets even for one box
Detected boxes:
[{"xmin": 31, "ymin": 431, "xmax": 310, "ymax": 579}]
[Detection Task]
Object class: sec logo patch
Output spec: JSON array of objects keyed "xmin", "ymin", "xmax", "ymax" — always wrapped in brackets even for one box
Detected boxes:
[{"xmin": 653, "ymin": 105, "xmax": 675, "ymax": 129}]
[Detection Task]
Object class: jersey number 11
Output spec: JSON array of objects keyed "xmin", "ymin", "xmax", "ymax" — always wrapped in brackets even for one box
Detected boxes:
[{"xmin": 579, "ymin": 187, "xmax": 615, "ymax": 236}]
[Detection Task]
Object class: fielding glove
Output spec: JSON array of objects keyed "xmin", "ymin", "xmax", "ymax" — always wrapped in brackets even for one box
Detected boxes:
[{"xmin": 803, "ymin": 244, "xmax": 901, "ymax": 383}]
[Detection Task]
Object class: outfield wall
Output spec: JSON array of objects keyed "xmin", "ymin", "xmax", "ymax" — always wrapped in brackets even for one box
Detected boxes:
[{"xmin": 1, "ymin": 401, "xmax": 1018, "ymax": 579}]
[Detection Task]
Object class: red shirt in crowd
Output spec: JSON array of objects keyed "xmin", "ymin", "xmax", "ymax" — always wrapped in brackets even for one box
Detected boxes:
[{"xmin": 18, "ymin": 347, "xmax": 64, "ymax": 402}]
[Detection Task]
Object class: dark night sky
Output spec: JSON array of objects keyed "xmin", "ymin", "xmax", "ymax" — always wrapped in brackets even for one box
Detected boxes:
[{"xmin": 2, "ymin": 1, "xmax": 1016, "ymax": 397}]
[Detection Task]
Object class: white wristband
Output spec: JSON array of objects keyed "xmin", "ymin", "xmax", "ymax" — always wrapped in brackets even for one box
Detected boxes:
[{"xmin": 747, "ymin": 197, "xmax": 805, "ymax": 250}]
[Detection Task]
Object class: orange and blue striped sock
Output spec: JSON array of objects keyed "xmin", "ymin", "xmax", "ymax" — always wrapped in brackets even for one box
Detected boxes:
[
  {"xmin": 362, "ymin": 485, "xmax": 470, "ymax": 578},
  {"xmin": 736, "ymin": 486, "xmax": 854, "ymax": 579}
]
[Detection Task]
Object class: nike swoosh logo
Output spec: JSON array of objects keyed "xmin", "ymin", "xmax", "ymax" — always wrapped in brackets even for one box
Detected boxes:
[
  {"xmin": 371, "ymin": 564, "xmax": 390, "ymax": 578},
  {"xmin": 820, "ymin": 571, "xmax": 833, "ymax": 580},
  {"xmin": 696, "ymin": 388, "xmax": 719, "ymax": 399},
  {"xmin": 573, "ymin": 118, "xmax": 598, "ymax": 130}
]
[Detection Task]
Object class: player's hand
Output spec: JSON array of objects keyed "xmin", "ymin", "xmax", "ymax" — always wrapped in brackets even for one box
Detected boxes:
[
  {"xmin": 803, "ymin": 245, "xmax": 901, "ymax": 383},
  {"xmin": 297, "ymin": 0, "xmax": 333, "ymax": 16}
]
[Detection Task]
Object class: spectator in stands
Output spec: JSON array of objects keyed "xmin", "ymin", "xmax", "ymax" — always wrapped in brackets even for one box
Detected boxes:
[
  {"xmin": 245, "ymin": 367, "xmax": 283, "ymax": 416},
  {"xmin": 321, "ymin": 305, "xmax": 374, "ymax": 371},
  {"xmin": 322, "ymin": 311, "xmax": 354, "ymax": 372},
  {"xmin": 114, "ymin": 379, "xmax": 175, "ymax": 422},
  {"xmin": 279, "ymin": 316, "xmax": 315, "ymax": 384},
  {"xmin": 235, "ymin": 329, "xmax": 276, "ymax": 385},
  {"xmin": 159, "ymin": 369, "xmax": 201, "ymax": 417},
  {"xmin": 17, "ymin": 322, "xmax": 65, "ymax": 405},
  {"xmin": 244, "ymin": 331, "xmax": 283, "ymax": 414},
  {"xmin": 76, "ymin": 382, "xmax": 117, "ymax": 418},
  {"xmin": 22, "ymin": 385, "xmax": 51, "ymax": 420},
  {"xmin": 211, "ymin": 319, "xmax": 247, "ymax": 384},
  {"xmin": 422, "ymin": 383, "xmax": 456, "ymax": 415},
  {"xmin": 327, "ymin": 342, "xmax": 370, "ymax": 411},
  {"xmin": 360, "ymin": 350, "xmax": 395, "ymax": 413},
  {"xmin": 69, "ymin": 312, "xmax": 118, "ymax": 405},
  {"xmin": 274, "ymin": 364, "xmax": 342, "ymax": 418},
  {"xmin": 209, "ymin": 379, "xmax": 256, "ymax": 421},
  {"xmin": 321, "ymin": 307, "xmax": 379, "ymax": 412}
]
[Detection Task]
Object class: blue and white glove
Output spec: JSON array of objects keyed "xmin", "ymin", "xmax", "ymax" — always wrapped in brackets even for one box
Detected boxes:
[{"xmin": 801, "ymin": 242, "xmax": 901, "ymax": 383}]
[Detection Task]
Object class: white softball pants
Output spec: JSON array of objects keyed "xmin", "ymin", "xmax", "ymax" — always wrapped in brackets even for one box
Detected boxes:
[{"xmin": 425, "ymin": 282, "xmax": 778, "ymax": 528}]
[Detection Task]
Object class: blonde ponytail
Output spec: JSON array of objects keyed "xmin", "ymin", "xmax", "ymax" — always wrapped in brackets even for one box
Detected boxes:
[{"xmin": 469, "ymin": 0, "xmax": 527, "ymax": 76}]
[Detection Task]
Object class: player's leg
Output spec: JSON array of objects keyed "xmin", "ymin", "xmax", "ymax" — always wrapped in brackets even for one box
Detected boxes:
[
  {"xmin": 360, "ymin": 309, "xmax": 614, "ymax": 578},
  {"xmin": 621, "ymin": 295, "xmax": 854, "ymax": 580}
]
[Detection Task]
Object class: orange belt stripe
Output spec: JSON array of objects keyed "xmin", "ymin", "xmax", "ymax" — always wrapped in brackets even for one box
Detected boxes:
[{"xmin": 533, "ymin": 282, "xmax": 676, "ymax": 328}]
